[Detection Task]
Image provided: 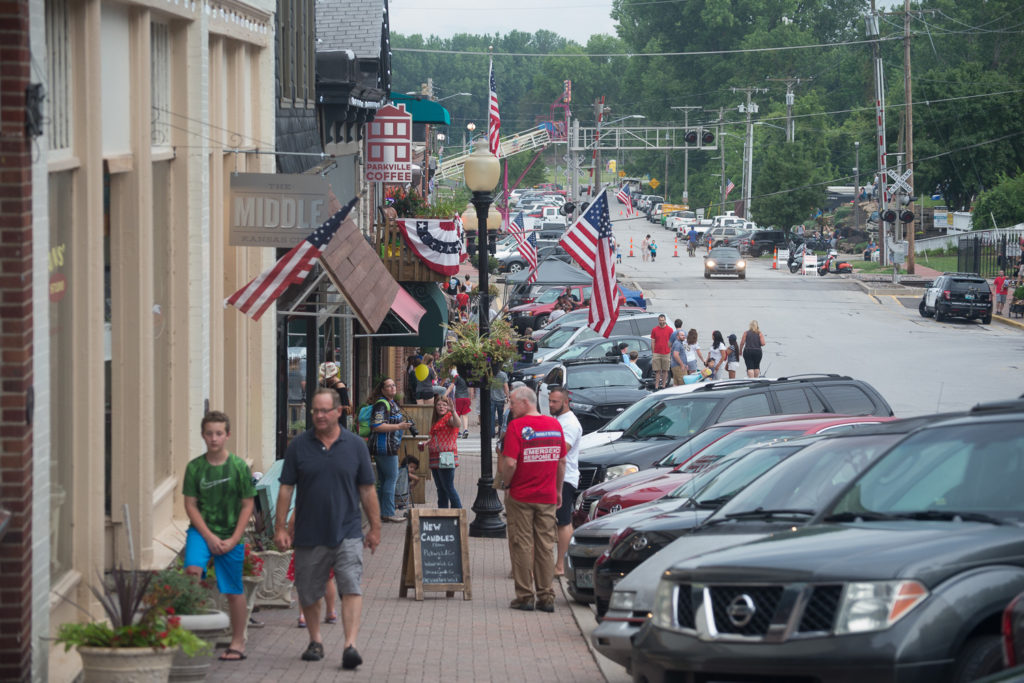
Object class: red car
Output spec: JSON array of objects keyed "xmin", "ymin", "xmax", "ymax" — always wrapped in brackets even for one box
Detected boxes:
[
  {"xmin": 591, "ymin": 415, "xmax": 895, "ymax": 519},
  {"xmin": 508, "ymin": 284, "xmax": 591, "ymax": 331},
  {"xmin": 569, "ymin": 413, "xmax": 843, "ymax": 528}
]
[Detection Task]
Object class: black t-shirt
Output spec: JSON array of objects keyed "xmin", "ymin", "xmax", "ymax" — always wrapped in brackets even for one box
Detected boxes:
[{"xmin": 280, "ymin": 429, "xmax": 375, "ymax": 547}]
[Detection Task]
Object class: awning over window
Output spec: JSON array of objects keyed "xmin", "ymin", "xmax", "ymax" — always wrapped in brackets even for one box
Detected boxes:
[
  {"xmin": 391, "ymin": 286, "xmax": 427, "ymax": 331},
  {"xmin": 375, "ymin": 281, "xmax": 448, "ymax": 348},
  {"xmin": 389, "ymin": 93, "xmax": 452, "ymax": 126}
]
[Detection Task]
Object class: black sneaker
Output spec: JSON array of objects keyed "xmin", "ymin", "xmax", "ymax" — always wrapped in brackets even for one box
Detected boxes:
[
  {"xmin": 301, "ymin": 641, "xmax": 324, "ymax": 661},
  {"xmin": 341, "ymin": 646, "xmax": 363, "ymax": 670}
]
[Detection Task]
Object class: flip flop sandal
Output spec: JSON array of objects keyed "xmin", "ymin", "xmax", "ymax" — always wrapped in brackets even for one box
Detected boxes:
[
  {"xmin": 297, "ymin": 614, "xmax": 307, "ymax": 628},
  {"xmin": 325, "ymin": 612, "xmax": 338, "ymax": 624},
  {"xmin": 219, "ymin": 648, "xmax": 247, "ymax": 661}
]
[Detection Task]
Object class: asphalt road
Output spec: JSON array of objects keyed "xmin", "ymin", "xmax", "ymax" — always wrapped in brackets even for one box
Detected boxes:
[{"xmin": 612, "ymin": 214, "xmax": 1024, "ymax": 416}]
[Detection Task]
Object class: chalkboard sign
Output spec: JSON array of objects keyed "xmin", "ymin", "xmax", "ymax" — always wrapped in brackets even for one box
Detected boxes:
[{"xmin": 399, "ymin": 509, "xmax": 472, "ymax": 601}]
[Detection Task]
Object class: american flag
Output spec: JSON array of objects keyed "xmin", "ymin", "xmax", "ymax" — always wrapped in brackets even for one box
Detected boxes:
[
  {"xmin": 487, "ymin": 58, "xmax": 501, "ymax": 155},
  {"xmin": 724, "ymin": 178, "xmax": 736, "ymax": 198},
  {"xmin": 226, "ymin": 197, "xmax": 357, "ymax": 320},
  {"xmin": 508, "ymin": 211, "xmax": 538, "ymax": 283},
  {"xmin": 615, "ymin": 187, "xmax": 633, "ymax": 216},
  {"xmin": 559, "ymin": 192, "xmax": 619, "ymax": 337}
]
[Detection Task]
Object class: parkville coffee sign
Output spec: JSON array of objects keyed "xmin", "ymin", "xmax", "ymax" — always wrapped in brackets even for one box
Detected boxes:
[
  {"xmin": 229, "ymin": 173, "xmax": 331, "ymax": 248},
  {"xmin": 365, "ymin": 103, "xmax": 413, "ymax": 184}
]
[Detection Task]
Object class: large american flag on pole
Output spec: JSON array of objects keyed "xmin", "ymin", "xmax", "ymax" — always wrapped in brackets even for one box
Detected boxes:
[
  {"xmin": 615, "ymin": 186, "xmax": 633, "ymax": 216},
  {"xmin": 559, "ymin": 192, "xmax": 619, "ymax": 337},
  {"xmin": 508, "ymin": 211, "xmax": 538, "ymax": 283},
  {"xmin": 487, "ymin": 58, "xmax": 501, "ymax": 156},
  {"xmin": 226, "ymin": 197, "xmax": 357, "ymax": 320}
]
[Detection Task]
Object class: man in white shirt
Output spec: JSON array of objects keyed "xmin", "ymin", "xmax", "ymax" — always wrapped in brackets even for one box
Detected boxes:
[{"xmin": 549, "ymin": 386, "xmax": 583, "ymax": 576}]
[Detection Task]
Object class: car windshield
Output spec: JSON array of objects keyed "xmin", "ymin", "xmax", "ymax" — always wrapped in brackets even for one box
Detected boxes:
[
  {"xmin": 665, "ymin": 446, "xmax": 761, "ymax": 500},
  {"xmin": 829, "ymin": 422, "xmax": 1024, "ymax": 522},
  {"xmin": 686, "ymin": 428, "xmax": 807, "ymax": 461},
  {"xmin": 539, "ymin": 325, "xmax": 596, "ymax": 350},
  {"xmin": 657, "ymin": 426, "xmax": 736, "ymax": 467},
  {"xmin": 621, "ymin": 397, "xmax": 717, "ymax": 439},
  {"xmin": 566, "ymin": 364, "xmax": 639, "ymax": 390},
  {"xmin": 711, "ymin": 433, "xmax": 900, "ymax": 520},
  {"xmin": 552, "ymin": 341, "xmax": 594, "ymax": 361},
  {"xmin": 689, "ymin": 446, "xmax": 805, "ymax": 506},
  {"xmin": 597, "ymin": 392, "xmax": 664, "ymax": 432},
  {"xmin": 709, "ymin": 248, "xmax": 740, "ymax": 258},
  {"xmin": 535, "ymin": 289, "xmax": 563, "ymax": 304}
]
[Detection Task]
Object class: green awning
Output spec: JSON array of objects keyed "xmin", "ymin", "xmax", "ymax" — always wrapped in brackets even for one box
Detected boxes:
[
  {"xmin": 389, "ymin": 94, "xmax": 452, "ymax": 125},
  {"xmin": 375, "ymin": 281, "xmax": 448, "ymax": 348}
]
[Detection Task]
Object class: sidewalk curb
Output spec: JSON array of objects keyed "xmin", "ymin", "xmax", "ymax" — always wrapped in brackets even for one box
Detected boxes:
[{"xmin": 559, "ymin": 577, "xmax": 630, "ymax": 683}]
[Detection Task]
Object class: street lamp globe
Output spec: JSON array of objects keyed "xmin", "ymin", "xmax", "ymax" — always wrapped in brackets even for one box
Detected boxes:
[
  {"xmin": 466, "ymin": 122, "xmax": 476, "ymax": 133},
  {"xmin": 463, "ymin": 139, "xmax": 500, "ymax": 192}
]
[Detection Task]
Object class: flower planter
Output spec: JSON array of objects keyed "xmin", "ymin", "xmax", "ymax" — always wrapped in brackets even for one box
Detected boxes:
[
  {"xmin": 208, "ymin": 575, "xmax": 262, "ymax": 645},
  {"xmin": 169, "ymin": 610, "xmax": 229, "ymax": 682},
  {"xmin": 252, "ymin": 550, "xmax": 294, "ymax": 607},
  {"xmin": 78, "ymin": 645, "xmax": 177, "ymax": 683}
]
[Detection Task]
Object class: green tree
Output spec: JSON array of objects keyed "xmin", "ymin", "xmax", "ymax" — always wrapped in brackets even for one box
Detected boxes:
[
  {"xmin": 503, "ymin": 150, "xmax": 548, "ymax": 190},
  {"xmin": 752, "ymin": 139, "xmax": 828, "ymax": 229},
  {"xmin": 971, "ymin": 172, "xmax": 1024, "ymax": 230}
]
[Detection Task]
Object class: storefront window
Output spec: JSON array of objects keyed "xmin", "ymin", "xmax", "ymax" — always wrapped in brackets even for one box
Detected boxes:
[{"xmin": 48, "ymin": 171, "xmax": 74, "ymax": 580}]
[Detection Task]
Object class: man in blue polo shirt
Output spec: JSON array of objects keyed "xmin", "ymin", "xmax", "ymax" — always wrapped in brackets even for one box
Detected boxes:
[{"xmin": 275, "ymin": 388, "xmax": 380, "ymax": 670}]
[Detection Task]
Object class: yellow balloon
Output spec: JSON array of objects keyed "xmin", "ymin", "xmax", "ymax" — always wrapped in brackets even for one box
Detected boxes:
[{"xmin": 415, "ymin": 364, "xmax": 429, "ymax": 382}]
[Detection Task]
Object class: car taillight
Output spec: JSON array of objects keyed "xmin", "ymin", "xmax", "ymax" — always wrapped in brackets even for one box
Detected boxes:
[
  {"xmin": 942, "ymin": 290, "xmax": 951, "ymax": 300},
  {"xmin": 1003, "ymin": 594, "xmax": 1024, "ymax": 666}
]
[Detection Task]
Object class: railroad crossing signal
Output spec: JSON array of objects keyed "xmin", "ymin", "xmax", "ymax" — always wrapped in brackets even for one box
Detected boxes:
[{"xmin": 887, "ymin": 168, "xmax": 913, "ymax": 194}]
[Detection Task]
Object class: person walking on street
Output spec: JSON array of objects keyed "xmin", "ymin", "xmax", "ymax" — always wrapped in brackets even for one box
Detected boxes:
[
  {"xmin": 450, "ymin": 369, "xmax": 472, "ymax": 438},
  {"xmin": 669, "ymin": 328, "xmax": 687, "ymax": 387},
  {"xmin": 641, "ymin": 234, "xmax": 650, "ymax": 263},
  {"xmin": 683, "ymin": 329, "xmax": 705, "ymax": 375},
  {"xmin": 182, "ymin": 411, "xmax": 255, "ymax": 661},
  {"xmin": 491, "ymin": 367, "xmax": 511, "ymax": 438},
  {"xmin": 368, "ymin": 378, "xmax": 413, "ymax": 523},
  {"xmin": 274, "ymin": 388, "xmax": 380, "ymax": 669},
  {"xmin": 427, "ymin": 394, "xmax": 463, "ymax": 508},
  {"xmin": 707, "ymin": 330, "xmax": 727, "ymax": 379},
  {"xmin": 649, "ymin": 238, "xmax": 657, "ymax": 262},
  {"xmin": 550, "ymin": 387, "xmax": 582, "ymax": 577},
  {"xmin": 650, "ymin": 315, "xmax": 674, "ymax": 390},
  {"xmin": 995, "ymin": 270, "xmax": 1009, "ymax": 316},
  {"xmin": 499, "ymin": 387, "xmax": 566, "ymax": 612},
  {"xmin": 739, "ymin": 320, "xmax": 767, "ymax": 378},
  {"xmin": 726, "ymin": 334, "xmax": 741, "ymax": 379}
]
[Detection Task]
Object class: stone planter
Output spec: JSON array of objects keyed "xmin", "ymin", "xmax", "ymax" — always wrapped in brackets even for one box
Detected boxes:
[
  {"xmin": 252, "ymin": 550, "xmax": 294, "ymax": 607},
  {"xmin": 208, "ymin": 575, "xmax": 262, "ymax": 645},
  {"xmin": 169, "ymin": 610, "xmax": 229, "ymax": 682},
  {"xmin": 78, "ymin": 645, "xmax": 177, "ymax": 683}
]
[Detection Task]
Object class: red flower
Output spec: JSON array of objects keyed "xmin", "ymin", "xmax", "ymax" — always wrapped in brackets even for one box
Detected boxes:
[{"xmin": 166, "ymin": 607, "xmax": 175, "ymax": 615}]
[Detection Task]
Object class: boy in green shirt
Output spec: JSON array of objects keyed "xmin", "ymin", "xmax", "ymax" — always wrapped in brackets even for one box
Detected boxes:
[{"xmin": 183, "ymin": 411, "xmax": 256, "ymax": 661}]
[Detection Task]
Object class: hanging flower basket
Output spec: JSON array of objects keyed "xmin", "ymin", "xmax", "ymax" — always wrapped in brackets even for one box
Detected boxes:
[{"xmin": 442, "ymin": 320, "xmax": 523, "ymax": 388}]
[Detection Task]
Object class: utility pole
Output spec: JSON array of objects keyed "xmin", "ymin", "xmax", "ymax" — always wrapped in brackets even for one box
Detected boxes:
[
  {"xmin": 766, "ymin": 77, "xmax": 810, "ymax": 143},
  {"xmin": 867, "ymin": 2, "xmax": 888, "ymax": 266},
  {"xmin": 593, "ymin": 97, "xmax": 607, "ymax": 196},
  {"xmin": 904, "ymin": 0, "xmax": 916, "ymax": 273},
  {"xmin": 732, "ymin": 86, "xmax": 767, "ymax": 220},
  {"xmin": 715, "ymin": 107, "xmax": 726, "ymax": 210},
  {"xmin": 854, "ymin": 141, "xmax": 861, "ymax": 234},
  {"xmin": 671, "ymin": 105, "xmax": 701, "ymax": 205}
]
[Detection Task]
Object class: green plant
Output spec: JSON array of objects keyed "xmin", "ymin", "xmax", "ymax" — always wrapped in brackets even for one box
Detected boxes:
[
  {"xmin": 440, "ymin": 319, "xmax": 522, "ymax": 385},
  {"xmin": 246, "ymin": 507, "xmax": 279, "ymax": 552},
  {"xmin": 1014, "ymin": 285, "xmax": 1024, "ymax": 301},
  {"xmin": 55, "ymin": 567, "xmax": 208, "ymax": 656},
  {"xmin": 144, "ymin": 569, "xmax": 211, "ymax": 616}
]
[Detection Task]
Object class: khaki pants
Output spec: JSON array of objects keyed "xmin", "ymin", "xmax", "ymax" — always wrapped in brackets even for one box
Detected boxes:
[
  {"xmin": 506, "ymin": 496, "xmax": 557, "ymax": 604},
  {"xmin": 670, "ymin": 366, "xmax": 686, "ymax": 386}
]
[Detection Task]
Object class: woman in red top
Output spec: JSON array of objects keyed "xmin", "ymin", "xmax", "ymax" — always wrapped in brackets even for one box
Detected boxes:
[{"xmin": 428, "ymin": 394, "xmax": 463, "ymax": 508}]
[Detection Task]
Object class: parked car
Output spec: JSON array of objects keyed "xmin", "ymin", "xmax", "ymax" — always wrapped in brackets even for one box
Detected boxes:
[
  {"xmin": 528, "ymin": 305, "xmax": 649, "ymax": 340},
  {"xmin": 522, "ymin": 310, "xmax": 662, "ymax": 364},
  {"xmin": 536, "ymin": 358, "xmax": 651, "ymax": 433},
  {"xmin": 632, "ymin": 400, "xmax": 1024, "ymax": 683},
  {"xmin": 919, "ymin": 271, "xmax": 993, "ymax": 324},
  {"xmin": 704, "ymin": 246, "xmax": 747, "ymax": 279},
  {"xmin": 507, "ymin": 284, "xmax": 592, "ymax": 331},
  {"xmin": 573, "ymin": 374, "xmax": 893, "ymax": 509},
  {"xmin": 665, "ymin": 211, "xmax": 698, "ymax": 233},
  {"xmin": 593, "ymin": 416, "xmax": 948, "ymax": 669},
  {"xmin": 590, "ymin": 414, "xmax": 893, "ymax": 521},
  {"xmin": 514, "ymin": 335, "xmax": 655, "ymax": 390},
  {"xmin": 745, "ymin": 229, "xmax": 789, "ymax": 257}
]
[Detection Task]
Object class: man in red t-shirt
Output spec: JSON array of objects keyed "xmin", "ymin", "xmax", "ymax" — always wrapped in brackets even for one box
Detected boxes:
[
  {"xmin": 650, "ymin": 314, "xmax": 674, "ymax": 390},
  {"xmin": 499, "ymin": 386, "xmax": 566, "ymax": 612},
  {"xmin": 994, "ymin": 270, "xmax": 1009, "ymax": 316},
  {"xmin": 455, "ymin": 285, "xmax": 470, "ymax": 323}
]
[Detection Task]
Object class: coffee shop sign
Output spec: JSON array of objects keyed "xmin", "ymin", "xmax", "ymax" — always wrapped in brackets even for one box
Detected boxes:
[
  {"xmin": 365, "ymin": 104, "xmax": 413, "ymax": 184},
  {"xmin": 229, "ymin": 173, "xmax": 331, "ymax": 248}
]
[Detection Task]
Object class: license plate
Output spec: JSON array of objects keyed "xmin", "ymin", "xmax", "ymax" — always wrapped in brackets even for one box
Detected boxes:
[{"xmin": 576, "ymin": 569, "xmax": 594, "ymax": 589}]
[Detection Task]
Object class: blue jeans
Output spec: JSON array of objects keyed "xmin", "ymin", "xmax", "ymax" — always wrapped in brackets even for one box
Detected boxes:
[
  {"xmin": 432, "ymin": 467, "xmax": 462, "ymax": 508},
  {"xmin": 376, "ymin": 454, "xmax": 398, "ymax": 517},
  {"xmin": 490, "ymin": 398, "xmax": 505, "ymax": 437}
]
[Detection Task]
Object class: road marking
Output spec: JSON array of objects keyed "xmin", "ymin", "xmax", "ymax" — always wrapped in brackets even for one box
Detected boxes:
[{"xmin": 869, "ymin": 295, "xmax": 881, "ymax": 305}]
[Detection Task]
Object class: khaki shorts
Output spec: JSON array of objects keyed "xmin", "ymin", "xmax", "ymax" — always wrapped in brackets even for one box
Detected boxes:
[
  {"xmin": 652, "ymin": 353, "xmax": 671, "ymax": 372},
  {"xmin": 671, "ymin": 366, "xmax": 686, "ymax": 386}
]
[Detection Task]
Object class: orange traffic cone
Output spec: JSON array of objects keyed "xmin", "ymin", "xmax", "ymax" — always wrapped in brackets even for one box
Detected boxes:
[
  {"xmin": 629, "ymin": 238, "xmax": 635, "ymax": 257},
  {"xmin": 772, "ymin": 247, "xmax": 778, "ymax": 269},
  {"xmin": 673, "ymin": 238, "xmax": 679, "ymax": 257}
]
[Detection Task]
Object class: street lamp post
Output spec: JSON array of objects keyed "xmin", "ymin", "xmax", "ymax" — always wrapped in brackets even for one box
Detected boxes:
[{"xmin": 464, "ymin": 139, "xmax": 506, "ymax": 539}]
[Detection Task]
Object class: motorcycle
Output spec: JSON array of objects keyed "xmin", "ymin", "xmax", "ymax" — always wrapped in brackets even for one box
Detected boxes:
[
  {"xmin": 788, "ymin": 243, "xmax": 807, "ymax": 273},
  {"xmin": 817, "ymin": 249, "xmax": 854, "ymax": 276}
]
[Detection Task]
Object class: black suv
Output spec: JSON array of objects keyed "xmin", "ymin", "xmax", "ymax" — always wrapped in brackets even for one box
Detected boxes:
[
  {"xmin": 919, "ymin": 271, "xmax": 993, "ymax": 324},
  {"xmin": 575, "ymin": 374, "xmax": 893, "ymax": 496},
  {"xmin": 632, "ymin": 400, "xmax": 1024, "ymax": 683},
  {"xmin": 538, "ymin": 358, "xmax": 650, "ymax": 433},
  {"xmin": 747, "ymin": 229, "xmax": 788, "ymax": 257}
]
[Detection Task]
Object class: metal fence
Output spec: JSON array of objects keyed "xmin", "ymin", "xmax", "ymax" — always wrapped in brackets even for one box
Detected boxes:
[{"xmin": 958, "ymin": 233, "xmax": 1023, "ymax": 278}]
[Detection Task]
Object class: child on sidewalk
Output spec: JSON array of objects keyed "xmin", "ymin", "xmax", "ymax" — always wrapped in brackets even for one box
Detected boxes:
[{"xmin": 183, "ymin": 411, "xmax": 256, "ymax": 661}]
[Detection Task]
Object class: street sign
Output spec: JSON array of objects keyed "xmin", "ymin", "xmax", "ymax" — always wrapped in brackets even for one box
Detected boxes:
[
  {"xmin": 887, "ymin": 168, "xmax": 913, "ymax": 194},
  {"xmin": 649, "ymin": 178, "xmax": 660, "ymax": 189},
  {"xmin": 618, "ymin": 170, "xmax": 626, "ymax": 177}
]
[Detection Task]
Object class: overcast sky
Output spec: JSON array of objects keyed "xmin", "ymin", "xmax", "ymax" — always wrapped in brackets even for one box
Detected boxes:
[{"xmin": 389, "ymin": 0, "xmax": 619, "ymax": 45}]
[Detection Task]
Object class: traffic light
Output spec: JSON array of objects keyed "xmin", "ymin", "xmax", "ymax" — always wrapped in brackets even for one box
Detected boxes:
[
  {"xmin": 684, "ymin": 130, "xmax": 698, "ymax": 144},
  {"xmin": 702, "ymin": 130, "xmax": 715, "ymax": 144},
  {"xmin": 899, "ymin": 209, "xmax": 915, "ymax": 224},
  {"xmin": 882, "ymin": 209, "xmax": 898, "ymax": 223}
]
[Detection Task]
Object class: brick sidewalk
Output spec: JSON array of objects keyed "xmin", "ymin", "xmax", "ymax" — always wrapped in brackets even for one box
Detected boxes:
[{"xmin": 207, "ymin": 438, "xmax": 604, "ymax": 682}]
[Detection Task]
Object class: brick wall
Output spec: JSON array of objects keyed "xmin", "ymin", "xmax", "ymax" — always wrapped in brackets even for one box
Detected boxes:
[{"xmin": 0, "ymin": 1, "xmax": 35, "ymax": 681}]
